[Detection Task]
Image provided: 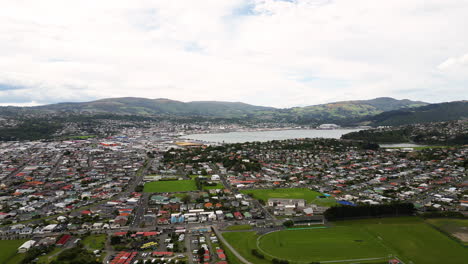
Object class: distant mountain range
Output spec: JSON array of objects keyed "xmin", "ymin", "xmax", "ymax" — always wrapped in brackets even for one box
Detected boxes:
[
  {"xmin": 363, "ymin": 101, "xmax": 468, "ymax": 126},
  {"xmin": 35, "ymin": 97, "xmax": 276, "ymax": 118},
  {"xmin": 1, "ymin": 97, "xmax": 466, "ymax": 126}
]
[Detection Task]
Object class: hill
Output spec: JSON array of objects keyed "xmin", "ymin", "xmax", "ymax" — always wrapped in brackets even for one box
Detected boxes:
[
  {"xmin": 364, "ymin": 101, "xmax": 468, "ymax": 126},
  {"xmin": 32, "ymin": 97, "xmax": 275, "ymax": 118},
  {"xmin": 287, "ymin": 97, "xmax": 427, "ymax": 124},
  {"xmin": 0, "ymin": 97, "xmax": 427, "ymax": 123}
]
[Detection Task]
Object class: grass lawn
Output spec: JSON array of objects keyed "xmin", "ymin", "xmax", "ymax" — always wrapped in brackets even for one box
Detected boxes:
[
  {"xmin": 204, "ymin": 182, "xmax": 224, "ymax": 190},
  {"xmin": 218, "ymin": 241, "xmax": 243, "ymax": 264},
  {"xmin": 335, "ymin": 217, "xmax": 468, "ymax": 264},
  {"xmin": 5, "ymin": 254, "xmax": 26, "ymax": 264},
  {"xmin": 222, "ymin": 231, "xmax": 270, "ymax": 264},
  {"xmin": 258, "ymin": 227, "xmax": 390, "ymax": 262},
  {"xmin": 224, "ymin": 217, "xmax": 468, "ymax": 264},
  {"xmin": 0, "ymin": 239, "xmax": 27, "ymax": 264},
  {"xmin": 82, "ymin": 234, "xmax": 107, "ymax": 250},
  {"xmin": 225, "ymin": 224, "xmax": 253, "ymax": 231},
  {"xmin": 144, "ymin": 180, "xmax": 198, "ymax": 193},
  {"xmin": 37, "ymin": 248, "xmax": 62, "ymax": 264},
  {"xmin": 425, "ymin": 218, "xmax": 468, "ymax": 245},
  {"xmin": 240, "ymin": 188, "xmax": 336, "ymax": 206}
]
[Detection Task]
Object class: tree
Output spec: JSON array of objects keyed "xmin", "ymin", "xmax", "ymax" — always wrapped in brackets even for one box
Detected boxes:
[
  {"xmin": 283, "ymin": 220, "xmax": 294, "ymax": 228},
  {"xmin": 110, "ymin": 236, "xmax": 121, "ymax": 245},
  {"xmin": 181, "ymin": 194, "xmax": 191, "ymax": 204},
  {"xmin": 135, "ymin": 185, "xmax": 144, "ymax": 192}
]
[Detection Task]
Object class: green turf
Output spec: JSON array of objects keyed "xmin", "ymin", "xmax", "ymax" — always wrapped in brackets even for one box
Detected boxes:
[
  {"xmin": 5, "ymin": 253, "xmax": 26, "ymax": 264},
  {"xmin": 258, "ymin": 227, "xmax": 390, "ymax": 262},
  {"xmin": 240, "ymin": 188, "xmax": 337, "ymax": 206},
  {"xmin": 335, "ymin": 217, "xmax": 468, "ymax": 264},
  {"xmin": 0, "ymin": 239, "xmax": 28, "ymax": 264},
  {"xmin": 225, "ymin": 224, "xmax": 253, "ymax": 231},
  {"xmin": 204, "ymin": 183, "xmax": 224, "ymax": 190},
  {"xmin": 143, "ymin": 180, "xmax": 198, "ymax": 193},
  {"xmin": 82, "ymin": 234, "xmax": 106, "ymax": 250},
  {"xmin": 37, "ymin": 248, "xmax": 62, "ymax": 264},
  {"xmin": 425, "ymin": 218, "xmax": 468, "ymax": 245},
  {"xmin": 222, "ymin": 232, "xmax": 270, "ymax": 264},
  {"xmin": 224, "ymin": 217, "xmax": 468, "ymax": 264},
  {"xmin": 217, "ymin": 241, "xmax": 243, "ymax": 264}
]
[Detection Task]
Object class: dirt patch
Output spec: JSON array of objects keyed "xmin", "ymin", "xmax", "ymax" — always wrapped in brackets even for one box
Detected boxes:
[{"xmin": 452, "ymin": 232, "xmax": 468, "ymax": 242}]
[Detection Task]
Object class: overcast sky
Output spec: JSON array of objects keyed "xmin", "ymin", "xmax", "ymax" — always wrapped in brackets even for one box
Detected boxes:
[{"xmin": 1, "ymin": 0, "xmax": 467, "ymax": 108}]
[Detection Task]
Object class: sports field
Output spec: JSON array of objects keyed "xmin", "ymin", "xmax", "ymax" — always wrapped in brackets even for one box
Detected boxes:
[
  {"xmin": 143, "ymin": 180, "xmax": 198, "ymax": 193},
  {"xmin": 223, "ymin": 217, "xmax": 468, "ymax": 264},
  {"xmin": 0, "ymin": 239, "xmax": 27, "ymax": 264},
  {"xmin": 240, "ymin": 188, "xmax": 336, "ymax": 206},
  {"xmin": 259, "ymin": 227, "xmax": 389, "ymax": 262},
  {"xmin": 425, "ymin": 218, "xmax": 468, "ymax": 245}
]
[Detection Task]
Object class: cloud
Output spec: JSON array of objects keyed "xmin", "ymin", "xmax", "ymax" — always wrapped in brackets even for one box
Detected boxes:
[
  {"xmin": 438, "ymin": 53, "xmax": 468, "ymax": 70},
  {"xmin": 0, "ymin": 0, "xmax": 467, "ymax": 107}
]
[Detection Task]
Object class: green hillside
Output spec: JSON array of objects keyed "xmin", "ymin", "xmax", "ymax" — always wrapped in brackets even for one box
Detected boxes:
[
  {"xmin": 2, "ymin": 97, "xmax": 453, "ymax": 126},
  {"xmin": 366, "ymin": 101, "xmax": 468, "ymax": 126}
]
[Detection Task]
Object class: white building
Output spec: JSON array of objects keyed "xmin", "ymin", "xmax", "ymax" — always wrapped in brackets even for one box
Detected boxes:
[{"xmin": 18, "ymin": 240, "xmax": 36, "ymax": 253}]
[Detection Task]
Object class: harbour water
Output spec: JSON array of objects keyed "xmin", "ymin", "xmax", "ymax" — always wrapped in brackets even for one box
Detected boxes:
[{"xmin": 181, "ymin": 129, "xmax": 362, "ymax": 143}]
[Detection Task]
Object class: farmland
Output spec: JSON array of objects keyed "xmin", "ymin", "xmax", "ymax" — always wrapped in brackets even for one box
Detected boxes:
[
  {"xmin": 240, "ymin": 188, "xmax": 337, "ymax": 206},
  {"xmin": 223, "ymin": 217, "xmax": 468, "ymax": 264},
  {"xmin": 143, "ymin": 180, "xmax": 198, "ymax": 193}
]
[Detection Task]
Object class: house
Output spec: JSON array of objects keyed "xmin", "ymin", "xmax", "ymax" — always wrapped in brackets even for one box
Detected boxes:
[
  {"xmin": 233, "ymin": 212, "xmax": 243, "ymax": 220},
  {"xmin": 211, "ymin": 175, "xmax": 220, "ymax": 181},
  {"xmin": 114, "ymin": 215, "xmax": 128, "ymax": 226},
  {"xmin": 18, "ymin": 240, "xmax": 36, "ymax": 253}
]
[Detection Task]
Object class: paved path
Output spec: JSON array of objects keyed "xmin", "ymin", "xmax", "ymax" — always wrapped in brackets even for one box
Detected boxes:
[{"xmin": 212, "ymin": 226, "xmax": 253, "ymax": 264}]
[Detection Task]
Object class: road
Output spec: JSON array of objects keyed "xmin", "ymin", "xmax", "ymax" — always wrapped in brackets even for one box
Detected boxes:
[
  {"xmin": 212, "ymin": 226, "xmax": 253, "ymax": 264},
  {"xmin": 129, "ymin": 158, "xmax": 155, "ymax": 229},
  {"xmin": 219, "ymin": 173, "xmax": 276, "ymax": 221}
]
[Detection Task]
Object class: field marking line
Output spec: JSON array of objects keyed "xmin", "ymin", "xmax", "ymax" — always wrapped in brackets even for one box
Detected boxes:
[
  {"xmin": 360, "ymin": 226, "xmax": 409, "ymax": 264},
  {"xmin": 256, "ymin": 230, "xmax": 283, "ymax": 260},
  {"xmin": 256, "ymin": 228, "xmax": 391, "ymax": 264},
  {"xmin": 319, "ymin": 257, "xmax": 389, "ymax": 263}
]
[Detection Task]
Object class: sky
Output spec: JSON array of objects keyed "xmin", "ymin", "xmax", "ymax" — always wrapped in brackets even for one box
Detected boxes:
[{"xmin": 0, "ymin": 0, "xmax": 467, "ymax": 108}]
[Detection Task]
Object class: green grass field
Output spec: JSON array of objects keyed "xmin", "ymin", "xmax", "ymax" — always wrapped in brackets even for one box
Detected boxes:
[
  {"xmin": 223, "ymin": 217, "xmax": 468, "ymax": 264},
  {"xmin": 0, "ymin": 239, "xmax": 27, "ymax": 264},
  {"xmin": 82, "ymin": 234, "xmax": 106, "ymax": 250},
  {"xmin": 143, "ymin": 180, "xmax": 198, "ymax": 193},
  {"xmin": 240, "ymin": 188, "xmax": 336, "ymax": 206},
  {"xmin": 222, "ymin": 231, "xmax": 270, "ymax": 264},
  {"xmin": 425, "ymin": 218, "xmax": 468, "ymax": 245},
  {"xmin": 259, "ymin": 227, "xmax": 390, "ymax": 262},
  {"xmin": 204, "ymin": 183, "xmax": 224, "ymax": 190},
  {"xmin": 37, "ymin": 248, "xmax": 62, "ymax": 264}
]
